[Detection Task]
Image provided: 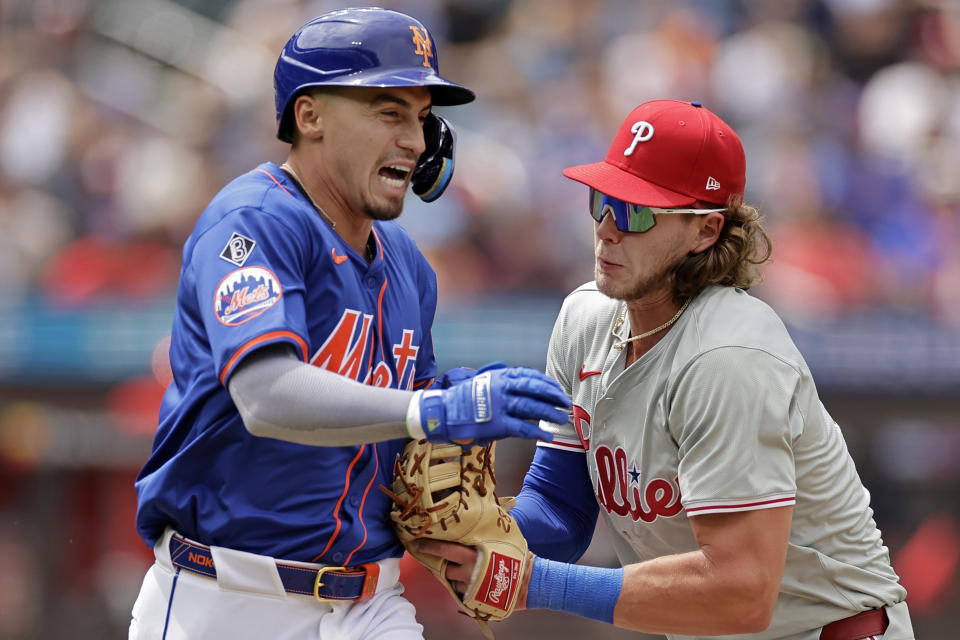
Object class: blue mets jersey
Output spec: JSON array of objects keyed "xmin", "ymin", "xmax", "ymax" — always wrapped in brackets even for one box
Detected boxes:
[{"xmin": 135, "ymin": 162, "xmax": 438, "ymax": 566}]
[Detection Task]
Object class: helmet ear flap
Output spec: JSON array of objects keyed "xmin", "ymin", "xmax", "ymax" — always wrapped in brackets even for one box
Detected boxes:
[
  {"xmin": 412, "ymin": 113, "xmax": 457, "ymax": 202},
  {"xmin": 277, "ymin": 94, "xmax": 299, "ymax": 144}
]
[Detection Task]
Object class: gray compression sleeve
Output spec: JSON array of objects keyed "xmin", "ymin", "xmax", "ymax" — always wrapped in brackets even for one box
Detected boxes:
[{"xmin": 227, "ymin": 344, "xmax": 415, "ymax": 446}]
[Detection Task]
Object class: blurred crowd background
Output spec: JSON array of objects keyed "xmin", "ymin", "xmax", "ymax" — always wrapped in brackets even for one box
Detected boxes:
[{"xmin": 0, "ymin": 0, "xmax": 958, "ymax": 638}]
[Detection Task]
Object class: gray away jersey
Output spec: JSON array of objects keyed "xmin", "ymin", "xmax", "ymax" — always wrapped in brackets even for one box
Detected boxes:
[{"xmin": 539, "ymin": 284, "xmax": 913, "ymax": 640}]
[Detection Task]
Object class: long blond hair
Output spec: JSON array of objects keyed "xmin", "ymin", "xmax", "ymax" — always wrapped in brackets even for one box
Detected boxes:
[{"xmin": 673, "ymin": 202, "xmax": 772, "ymax": 301}]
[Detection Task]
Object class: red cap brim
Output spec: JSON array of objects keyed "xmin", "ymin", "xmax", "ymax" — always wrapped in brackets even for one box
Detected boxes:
[{"xmin": 562, "ymin": 161, "xmax": 697, "ymax": 208}]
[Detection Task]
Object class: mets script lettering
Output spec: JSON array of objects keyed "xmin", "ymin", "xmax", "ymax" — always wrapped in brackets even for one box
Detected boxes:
[
  {"xmin": 595, "ymin": 444, "xmax": 683, "ymax": 522},
  {"xmin": 222, "ymin": 284, "xmax": 270, "ymax": 316},
  {"xmin": 311, "ymin": 308, "xmax": 419, "ymax": 389}
]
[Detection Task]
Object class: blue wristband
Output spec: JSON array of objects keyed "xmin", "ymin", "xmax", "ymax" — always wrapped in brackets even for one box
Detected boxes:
[{"xmin": 525, "ymin": 557, "xmax": 624, "ymax": 624}]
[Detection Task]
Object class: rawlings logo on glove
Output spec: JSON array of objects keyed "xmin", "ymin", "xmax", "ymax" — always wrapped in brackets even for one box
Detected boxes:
[
  {"xmin": 478, "ymin": 552, "xmax": 521, "ymax": 610},
  {"xmin": 380, "ymin": 440, "xmax": 528, "ymax": 639}
]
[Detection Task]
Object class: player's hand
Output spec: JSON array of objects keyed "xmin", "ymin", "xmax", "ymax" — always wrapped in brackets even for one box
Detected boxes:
[
  {"xmin": 417, "ymin": 539, "xmax": 478, "ymax": 594},
  {"xmin": 411, "ymin": 113, "xmax": 455, "ymax": 202},
  {"xmin": 409, "ymin": 367, "xmax": 569, "ymax": 444},
  {"xmin": 416, "ymin": 540, "xmax": 533, "ymax": 612},
  {"xmin": 437, "ymin": 361, "xmax": 507, "ymax": 388}
]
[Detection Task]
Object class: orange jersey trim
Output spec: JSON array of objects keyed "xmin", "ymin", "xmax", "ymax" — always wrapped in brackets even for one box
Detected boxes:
[
  {"xmin": 343, "ymin": 445, "xmax": 379, "ymax": 567},
  {"xmin": 375, "ymin": 278, "xmax": 388, "ymax": 364},
  {"xmin": 371, "ymin": 227, "xmax": 384, "ymax": 260},
  {"xmin": 219, "ymin": 330, "xmax": 308, "ymax": 385},
  {"xmin": 314, "ymin": 445, "xmax": 366, "ymax": 562},
  {"xmin": 252, "ymin": 168, "xmax": 293, "ymax": 196},
  {"xmin": 413, "ymin": 376, "xmax": 435, "ymax": 390}
]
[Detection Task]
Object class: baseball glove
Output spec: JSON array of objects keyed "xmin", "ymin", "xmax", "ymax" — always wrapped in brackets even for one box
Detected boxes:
[{"xmin": 381, "ymin": 439, "xmax": 528, "ymax": 639}]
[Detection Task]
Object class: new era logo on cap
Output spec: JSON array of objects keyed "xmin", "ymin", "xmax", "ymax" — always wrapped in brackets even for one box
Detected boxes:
[{"xmin": 563, "ymin": 100, "xmax": 745, "ymax": 208}]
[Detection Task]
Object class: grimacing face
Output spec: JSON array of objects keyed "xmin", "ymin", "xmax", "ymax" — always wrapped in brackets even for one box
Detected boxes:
[{"xmin": 316, "ymin": 86, "xmax": 431, "ymax": 221}]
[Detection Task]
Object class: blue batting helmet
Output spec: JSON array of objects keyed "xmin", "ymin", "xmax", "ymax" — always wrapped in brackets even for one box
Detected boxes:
[{"xmin": 274, "ymin": 7, "xmax": 476, "ymax": 142}]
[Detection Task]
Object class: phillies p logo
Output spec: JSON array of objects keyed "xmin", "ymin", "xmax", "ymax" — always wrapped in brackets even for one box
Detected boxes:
[{"xmin": 624, "ymin": 121, "xmax": 654, "ymax": 156}]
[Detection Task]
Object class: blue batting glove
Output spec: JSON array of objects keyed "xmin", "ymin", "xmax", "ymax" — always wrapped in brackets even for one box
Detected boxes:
[
  {"xmin": 407, "ymin": 367, "xmax": 570, "ymax": 444},
  {"xmin": 436, "ymin": 361, "xmax": 508, "ymax": 389}
]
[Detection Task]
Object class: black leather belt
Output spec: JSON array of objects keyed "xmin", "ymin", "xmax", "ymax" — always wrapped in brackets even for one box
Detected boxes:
[{"xmin": 168, "ymin": 534, "xmax": 380, "ymax": 601}]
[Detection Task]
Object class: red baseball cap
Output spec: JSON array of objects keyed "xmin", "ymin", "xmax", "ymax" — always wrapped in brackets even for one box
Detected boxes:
[{"xmin": 563, "ymin": 100, "xmax": 745, "ymax": 208}]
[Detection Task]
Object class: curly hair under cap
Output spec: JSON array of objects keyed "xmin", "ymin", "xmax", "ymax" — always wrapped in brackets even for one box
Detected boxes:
[{"xmin": 672, "ymin": 202, "xmax": 773, "ymax": 302}]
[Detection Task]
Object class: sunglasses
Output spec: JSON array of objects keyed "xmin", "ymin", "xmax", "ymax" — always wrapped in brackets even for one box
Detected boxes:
[{"xmin": 589, "ymin": 188, "xmax": 726, "ymax": 233}]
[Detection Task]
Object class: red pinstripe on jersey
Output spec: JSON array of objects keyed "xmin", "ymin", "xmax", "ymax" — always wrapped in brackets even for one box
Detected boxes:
[
  {"xmin": 538, "ymin": 439, "xmax": 585, "ymax": 451},
  {"xmin": 685, "ymin": 494, "xmax": 796, "ymax": 515}
]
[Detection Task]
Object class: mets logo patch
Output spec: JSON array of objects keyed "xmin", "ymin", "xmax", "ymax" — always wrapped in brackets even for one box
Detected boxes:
[
  {"xmin": 475, "ymin": 552, "xmax": 521, "ymax": 612},
  {"xmin": 214, "ymin": 266, "xmax": 282, "ymax": 326}
]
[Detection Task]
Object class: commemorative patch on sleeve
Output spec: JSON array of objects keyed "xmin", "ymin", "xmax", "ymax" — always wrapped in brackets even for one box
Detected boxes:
[
  {"xmin": 214, "ymin": 266, "xmax": 282, "ymax": 326},
  {"xmin": 219, "ymin": 232, "xmax": 256, "ymax": 266}
]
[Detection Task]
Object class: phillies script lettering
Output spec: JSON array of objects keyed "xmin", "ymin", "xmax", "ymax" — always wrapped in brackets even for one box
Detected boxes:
[{"xmin": 595, "ymin": 444, "xmax": 683, "ymax": 522}]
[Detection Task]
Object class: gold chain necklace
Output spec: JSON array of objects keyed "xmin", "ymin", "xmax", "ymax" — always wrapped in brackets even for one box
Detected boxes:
[
  {"xmin": 612, "ymin": 298, "xmax": 691, "ymax": 351},
  {"xmin": 279, "ymin": 162, "xmax": 337, "ymax": 229}
]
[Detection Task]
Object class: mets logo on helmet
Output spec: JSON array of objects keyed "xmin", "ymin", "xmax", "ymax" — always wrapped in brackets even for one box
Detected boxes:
[{"xmin": 409, "ymin": 26, "xmax": 433, "ymax": 67}]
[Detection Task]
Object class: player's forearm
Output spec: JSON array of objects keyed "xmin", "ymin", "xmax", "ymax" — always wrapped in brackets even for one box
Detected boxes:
[
  {"xmin": 513, "ymin": 446, "xmax": 598, "ymax": 562},
  {"xmin": 612, "ymin": 550, "xmax": 777, "ymax": 634},
  {"xmin": 523, "ymin": 550, "xmax": 777, "ymax": 635},
  {"xmin": 228, "ymin": 345, "xmax": 413, "ymax": 446}
]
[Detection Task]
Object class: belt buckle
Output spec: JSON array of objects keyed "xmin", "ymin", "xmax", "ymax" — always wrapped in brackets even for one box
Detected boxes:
[{"xmin": 313, "ymin": 563, "xmax": 381, "ymax": 602}]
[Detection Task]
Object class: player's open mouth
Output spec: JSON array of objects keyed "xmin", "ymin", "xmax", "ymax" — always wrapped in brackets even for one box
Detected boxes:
[{"xmin": 378, "ymin": 164, "xmax": 412, "ymax": 189}]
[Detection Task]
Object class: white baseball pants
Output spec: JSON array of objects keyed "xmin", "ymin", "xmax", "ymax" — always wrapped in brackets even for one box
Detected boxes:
[{"xmin": 128, "ymin": 529, "xmax": 423, "ymax": 640}]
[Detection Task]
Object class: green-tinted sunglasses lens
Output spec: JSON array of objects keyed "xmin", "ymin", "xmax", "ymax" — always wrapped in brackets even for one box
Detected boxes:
[
  {"xmin": 627, "ymin": 204, "xmax": 656, "ymax": 232},
  {"xmin": 589, "ymin": 188, "xmax": 658, "ymax": 233},
  {"xmin": 589, "ymin": 188, "xmax": 605, "ymax": 222}
]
